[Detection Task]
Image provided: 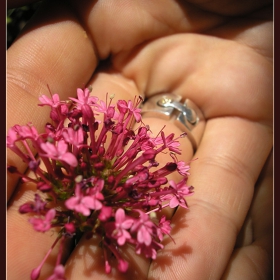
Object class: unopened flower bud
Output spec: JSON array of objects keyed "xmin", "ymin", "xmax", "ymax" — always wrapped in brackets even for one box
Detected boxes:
[
  {"xmin": 37, "ymin": 182, "xmax": 52, "ymax": 192},
  {"xmin": 94, "ymin": 162, "xmax": 105, "ymax": 170},
  {"xmin": 31, "ymin": 266, "xmax": 41, "ymax": 280},
  {"xmin": 65, "ymin": 222, "xmax": 76, "ymax": 234},
  {"xmin": 7, "ymin": 166, "xmax": 18, "ymax": 173},
  {"xmin": 19, "ymin": 203, "xmax": 34, "ymax": 213}
]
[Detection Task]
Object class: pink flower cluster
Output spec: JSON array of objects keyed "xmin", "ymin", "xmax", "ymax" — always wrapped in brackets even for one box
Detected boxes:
[{"xmin": 7, "ymin": 88, "xmax": 194, "ymax": 279}]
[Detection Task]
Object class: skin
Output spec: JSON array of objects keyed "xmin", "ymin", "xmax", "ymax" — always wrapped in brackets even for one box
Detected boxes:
[{"xmin": 7, "ymin": 0, "xmax": 273, "ymax": 279}]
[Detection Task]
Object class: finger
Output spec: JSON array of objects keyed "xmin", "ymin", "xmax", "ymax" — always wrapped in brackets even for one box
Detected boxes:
[
  {"xmin": 7, "ymin": 0, "xmax": 97, "ymax": 199},
  {"xmin": 117, "ymin": 19, "xmax": 271, "ymax": 278},
  {"xmin": 109, "ymin": 30, "xmax": 272, "ymax": 278},
  {"xmin": 148, "ymin": 116, "xmax": 272, "ymax": 279},
  {"xmin": 112, "ymin": 37, "xmax": 273, "ymax": 278},
  {"xmin": 112, "ymin": 32, "xmax": 272, "ymax": 123},
  {"xmin": 221, "ymin": 152, "xmax": 273, "ymax": 280},
  {"xmin": 68, "ymin": 0, "xmax": 225, "ymax": 59}
]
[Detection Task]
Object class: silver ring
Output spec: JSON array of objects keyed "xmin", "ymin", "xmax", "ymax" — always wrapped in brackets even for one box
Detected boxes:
[{"xmin": 140, "ymin": 93, "xmax": 205, "ymax": 151}]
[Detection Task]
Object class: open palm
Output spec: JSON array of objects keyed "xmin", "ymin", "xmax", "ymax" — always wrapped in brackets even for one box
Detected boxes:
[{"xmin": 7, "ymin": 0, "xmax": 273, "ymax": 279}]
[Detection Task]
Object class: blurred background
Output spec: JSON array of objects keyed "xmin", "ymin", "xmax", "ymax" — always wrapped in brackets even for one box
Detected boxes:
[{"xmin": 7, "ymin": 2, "xmax": 42, "ymax": 48}]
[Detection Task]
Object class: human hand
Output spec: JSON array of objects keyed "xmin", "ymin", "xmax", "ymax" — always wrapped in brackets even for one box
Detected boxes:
[{"xmin": 7, "ymin": 0, "xmax": 273, "ymax": 279}]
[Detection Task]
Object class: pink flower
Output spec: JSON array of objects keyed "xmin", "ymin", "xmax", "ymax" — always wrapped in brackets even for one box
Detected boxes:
[
  {"xmin": 127, "ymin": 100, "xmax": 142, "ymax": 122},
  {"xmin": 135, "ymin": 241, "xmax": 163, "ymax": 260},
  {"xmin": 69, "ymin": 88, "xmax": 98, "ymax": 121},
  {"xmin": 177, "ymin": 161, "xmax": 190, "ymax": 176},
  {"xmin": 6, "ymin": 126, "xmax": 18, "ymax": 148},
  {"xmin": 39, "ymin": 93, "xmax": 61, "ymax": 108},
  {"xmin": 69, "ymin": 88, "xmax": 98, "ymax": 109},
  {"xmin": 40, "ymin": 140, "xmax": 78, "ymax": 167},
  {"xmin": 153, "ymin": 131, "xmax": 181, "ymax": 154},
  {"xmin": 29, "ymin": 209, "xmax": 56, "ymax": 232},
  {"xmin": 170, "ymin": 179, "xmax": 193, "ymax": 196},
  {"xmin": 164, "ymin": 179, "xmax": 193, "ymax": 209},
  {"xmin": 33, "ymin": 194, "xmax": 47, "ymax": 212},
  {"xmin": 94, "ymin": 100, "xmax": 108, "ymax": 114},
  {"xmin": 15, "ymin": 124, "xmax": 39, "ymax": 140},
  {"xmin": 157, "ymin": 216, "xmax": 171, "ymax": 241},
  {"xmin": 95, "ymin": 101, "xmax": 118, "ymax": 119},
  {"xmin": 65, "ymin": 194, "xmax": 95, "ymax": 216},
  {"xmin": 62, "ymin": 127, "xmax": 84, "ymax": 146},
  {"xmin": 117, "ymin": 99, "xmax": 142, "ymax": 122},
  {"xmin": 87, "ymin": 179, "xmax": 105, "ymax": 209},
  {"xmin": 113, "ymin": 208, "xmax": 134, "ymax": 246},
  {"xmin": 39, "ymin": 94, "xmax": 69, "ymax": 124},
  {"xmin": 169, "ymin": 196, "xmax": 187, "ymax": 208},
  {"xmin": 98, "ymin": 206, "xmax": 112, "ymax": 221},
  {"xmin": 131, "ymin": 210, "xmax": 154, "ymax": 246},
  {"xmin": 65, "ymin": 183, "xmax": 104, "ymax": 216}
]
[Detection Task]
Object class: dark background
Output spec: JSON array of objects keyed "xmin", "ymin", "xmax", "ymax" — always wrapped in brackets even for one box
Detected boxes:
[{"xmin": 7, "ymin": 1, "xmax": 42, "ymax": 48}]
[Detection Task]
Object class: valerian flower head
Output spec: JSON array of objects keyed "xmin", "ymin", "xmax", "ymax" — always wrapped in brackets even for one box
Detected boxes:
[{"xmin": 6, "ymin": 87, "xmax": 195, "ymax": 278}]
